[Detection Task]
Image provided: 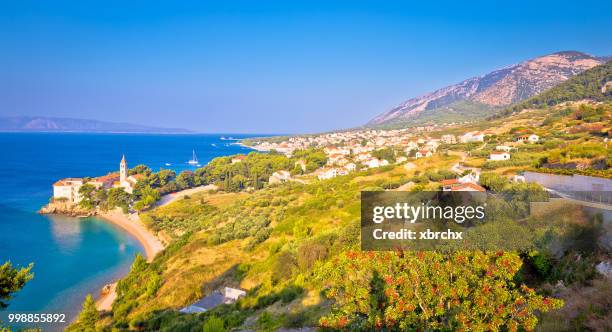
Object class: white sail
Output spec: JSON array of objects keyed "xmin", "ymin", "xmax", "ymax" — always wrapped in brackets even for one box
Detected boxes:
[{"xmin": 188, "ymin": 149, "xmax": 198, "ymax": 164}]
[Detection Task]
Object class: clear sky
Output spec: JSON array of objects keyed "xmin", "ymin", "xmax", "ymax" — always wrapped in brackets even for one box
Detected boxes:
[{"xmin": 1, "ymin": 1, "xmax": 611, "ymax": 134}]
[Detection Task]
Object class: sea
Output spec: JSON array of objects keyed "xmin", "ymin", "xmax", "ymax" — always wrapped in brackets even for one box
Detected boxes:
[{"xmin": 0, "ymin": 132, "xmax": 259, "ymax": 330}]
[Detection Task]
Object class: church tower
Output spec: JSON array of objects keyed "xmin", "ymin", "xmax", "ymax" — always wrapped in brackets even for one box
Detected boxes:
[{"xmin": 120, "ymin": 154, "xmax": 127, "ymax": 184}]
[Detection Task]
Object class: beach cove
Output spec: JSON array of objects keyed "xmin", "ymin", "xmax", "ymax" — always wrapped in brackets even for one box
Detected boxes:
[{"xmin": 0, "ymin": 133, "xmax": 258, "ymax": 330}]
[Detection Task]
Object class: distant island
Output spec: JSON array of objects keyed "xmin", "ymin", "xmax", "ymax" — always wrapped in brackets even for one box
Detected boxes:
[{"xmin": 0, "ymin": 116, "xmax": 191, "ymax": 134}]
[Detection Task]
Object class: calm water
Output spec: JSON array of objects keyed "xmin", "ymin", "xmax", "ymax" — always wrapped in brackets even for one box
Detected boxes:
[{"xmin": 0, "ymin": 133, "xmax": 258, "ymax": 330}]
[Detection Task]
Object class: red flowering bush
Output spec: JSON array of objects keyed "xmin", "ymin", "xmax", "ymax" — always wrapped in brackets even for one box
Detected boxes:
[{"xmin": 315, "ymin": 251, "xmax": 563, "ymax": 331}]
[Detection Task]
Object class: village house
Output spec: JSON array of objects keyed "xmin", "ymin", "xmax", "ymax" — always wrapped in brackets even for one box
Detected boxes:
[
  {"xmin": 356, "ymin": 153, "xmax": 372, "ymax": 162},
  {"xmin": 451, "ymin": 182, "xmax": 486, "ymax": 192},
  {"xmin": 441, "ymin": 179, "xmax": 485, "ymax": 192},
  {"xmin": 516, "ymin": 134, "xmax": 539, "ymax": 143},
  {"xmin": 180, "ymin": 287, "xmax": 246, "ymax": 314},
  {"xmin": 415, "ymin": 149, "xmax": 432, "ymax": 159},
  {"xmin": 441, "ymin": 178, "xmax": 459, "ymax": 191},
  {"xmin": 459, "ymin": 171, "xmax": 480, "ymax": 184},
  {"xmin": 89, "ymin": 173, "xmax": 119, "ymax": 189},
  {"xmin": 363, "ymin": 158, "xmax": 388, "ymax": 168},
  {"xmin": 231, "ymin": 155, "xmax": 247, "ymax": 164},
  {"xmin": 441, "ymin": 134, "xmax": 456, "ymax": 144},
  {"xmin": 345, "ymin": 163, "xmax": 357, "ymax": 171},
  {"xmin": 459, "ymin": 131, "xmax": 485, "ymax": 143},
  {"xmin": 268, "ymin": 170, "xmax": 291, "ymax": 184},
  {"xmin": 489, "ymin": 151, "xmax": 510, "ymax": 161},
  {"xmin": 53, "ymin": 178, "xmax": 85, "ymax": 203},
  {"xmin": 317, "ymin": 168, "xmax": 338, "ymax": 180},
  {"xmin": 405, "ymin": 141, "xmax": 419, "ymax": 151}
]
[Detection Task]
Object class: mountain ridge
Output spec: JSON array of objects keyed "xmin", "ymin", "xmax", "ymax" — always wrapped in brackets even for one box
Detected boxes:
[
  {"xmin": 0, "ymin": 116, "xmax": 191, "ymax": 134},
  {"xmin": 367, "ymin": 51, "xmax": 608, "ymax": 127}
]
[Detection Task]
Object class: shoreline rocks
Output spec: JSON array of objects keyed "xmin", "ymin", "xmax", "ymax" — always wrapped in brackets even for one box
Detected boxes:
[{"xmin": 38, "ymin": 201, "xmax": 94, "ymax": 217}]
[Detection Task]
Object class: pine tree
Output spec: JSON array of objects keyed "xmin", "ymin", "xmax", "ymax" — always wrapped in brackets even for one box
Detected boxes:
[{"xmin": 77, "ymin": 294, "xmax": 98, "ymax": 331}]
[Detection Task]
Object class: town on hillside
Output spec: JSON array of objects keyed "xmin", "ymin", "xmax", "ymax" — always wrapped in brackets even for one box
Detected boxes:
[{"xmin": 245, "ymin": 127, "xmax": 542, "ymax": 192}]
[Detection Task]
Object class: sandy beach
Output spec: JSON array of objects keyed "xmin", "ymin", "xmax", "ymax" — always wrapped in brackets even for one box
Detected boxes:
[
  {"xmin": 95, "ymin": 209, "xmax": 165, "ymax": 311},
  {"xmin": 99, "ymin": 209, "xmax": 164, "ymax": 262},
  {"xmin": 94, "ymin": 185, "xmax": 221, "ymax": 311}
]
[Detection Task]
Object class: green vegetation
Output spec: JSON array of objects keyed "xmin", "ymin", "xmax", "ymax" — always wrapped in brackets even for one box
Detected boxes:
[
  {"xmin": 316, "ymin": 251, "xmax": 562, "ymax": 330},
  {"xmin": 69, "ymin": 149, "xmax": 612, "ymax": 331},
  {"xmin": 0, "ymin": 261, "xmax": 33, "ymax": 309},
  {"xmin": 198, "ymin": 152, "xmax": 292, "ymax": 191},
  {"xmin": 66, "ymin": 294, "xmax": 99, "ymax": 332},
  {"xmin": 67, "ymin": 80, "xmax": 612, "ymax": 331}
]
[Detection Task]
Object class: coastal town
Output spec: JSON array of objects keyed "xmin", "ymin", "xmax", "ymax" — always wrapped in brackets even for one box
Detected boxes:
[{"xmin": 243, "ymin": 127, "xmax": 546, "ymax": 192}]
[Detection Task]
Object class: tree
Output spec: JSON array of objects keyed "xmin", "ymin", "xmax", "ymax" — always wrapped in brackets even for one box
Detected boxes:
[
  {"xmin": 202, "ymin": 316, "xmax": 226, "ymax": 332},
  {"xmin": 106, "ymin": 187, "xmax": 130, "ymax": 212},
  {"xmin": 67, "ymin": 294, "xmax": 98, "ymax": 331},
  {"xmin": 372, "ymin": 147, "xmax": 397, "ymax": 163},
  {"xmin": 175, "ymin": 171, "xmax": 195, "ymax": 190},
  {"xmin": 78, "ymin": 184, "xmax": 97, "ymax": 210},
  {"xmin": 78, "ymin": 294, "xmax": 98, "ymax": 331},
  {"xmin": 133, "ymin": 185, "xmax": 160, "ymax": 212},
  {"xmin": 0, "ymin": 261, "xmax": 33, "ymax": 308},
  {"xmin": 129, "ymin": 164, "xmax": 152, "ymax": 176},
  {"xmin": 316, "ymin": 251, "xmax": 563, "ymax": 331},
  {"xmin": 157, "ymin": 169, "xmax": 176, "ymax": 186}
]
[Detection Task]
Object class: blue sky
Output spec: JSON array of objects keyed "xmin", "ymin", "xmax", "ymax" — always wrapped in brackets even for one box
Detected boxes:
[{"xmin": 1, "ymin": 1, "xmax": 611, "ymax": 133}]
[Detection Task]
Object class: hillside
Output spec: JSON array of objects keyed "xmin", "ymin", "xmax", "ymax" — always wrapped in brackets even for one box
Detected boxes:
[
  {"xmin": 367, "ymin": 51, "xmax": 606, "ymax": 127},
  {"xmin": 492, "ymin": 60, "xmax": 612, "ymax": 118},
  {"xmin": 63, "ymin": 99, "xmax": 611, "ymax": 331},
  {"xmin": 0, "ymin": 116, "xmax": 191, "ymax": 134}
]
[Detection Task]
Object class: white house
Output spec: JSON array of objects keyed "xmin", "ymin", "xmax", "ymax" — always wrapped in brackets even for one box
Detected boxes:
[
  {"xmin": 317, "ymin": 168, "xmax": 338, "ymax": 180},
  {"xmin": 405, "ymin": 141, "xmax": 419, "ymax": 150},
  {"xmin": 345, "ymin": 163, "xmax": 357, "ymax": 171},
  {"xmin": 489, "ymin": 151, "xmax": 510, "ymax": 161},
  {"xmin": 363, "ymin": 158, "xmax": 388, "ymax": 168},
  {"xmin": 459, "ymin": 131, "xmax": 485, "ymax": 143},
  {"xmin": 231, "ymin": 155, "xmax": 246, "ymax": 164},
  {"xmin": 180, "ymin": 287, "xmax": 246, "ymax": 314},
  {"xmin": 516, "ymin": 134, "xmax": 539, "ymax": 143},
  {"xmin": 459, "ymin": 171, "xmax": 480, "ymax": 184},
  {"xmin": 415, "ymin": 149, "xmax": 432, "ymax": 159},
  {"xmin": 441, "ymin": 134, "xmax": 457, "ymax": 144},
  {"xmin": 269, "ymin": 170, "xmax": 291, "ymax": 184},
  {"xmin": 53, "ymin": 178, "xmax": 85, "ymax": 203}
]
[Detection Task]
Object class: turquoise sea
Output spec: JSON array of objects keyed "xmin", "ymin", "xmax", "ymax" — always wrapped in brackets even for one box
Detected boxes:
[{"xmin": 0, "ymin": 133, "xmax": 258, "ymax": 330}]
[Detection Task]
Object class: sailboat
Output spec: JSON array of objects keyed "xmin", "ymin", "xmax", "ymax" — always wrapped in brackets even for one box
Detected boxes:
[{"xmin": 188, "ymin": 149, "xmax": 199, "ymax": 165}]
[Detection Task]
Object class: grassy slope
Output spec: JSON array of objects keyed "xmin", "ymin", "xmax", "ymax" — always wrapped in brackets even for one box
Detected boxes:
[
  {"xmin": 85, "ymin": 102, "xmax": 610, "ymax": 331},
  {"xmin": 93, "ymin": 154, "xmax": 461, "ymax": 330}
]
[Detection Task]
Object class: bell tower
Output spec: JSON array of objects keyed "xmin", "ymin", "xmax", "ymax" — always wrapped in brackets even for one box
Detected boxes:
[{"xmin": 120, "ymin": 154, "xmax": 127, "ymax": 184}]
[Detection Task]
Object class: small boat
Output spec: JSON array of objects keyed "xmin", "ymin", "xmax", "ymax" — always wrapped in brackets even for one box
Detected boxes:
[
  {"xmin": 211, "ymin": 143, "xmax": 217, "ymax": 147},
  {"xmin": 165, "ymin": 163, "xmax": 172, "ymax": 166},
  {"xmin": 188, "ymin": 150, "xmax": 199, "ymax": 165}
]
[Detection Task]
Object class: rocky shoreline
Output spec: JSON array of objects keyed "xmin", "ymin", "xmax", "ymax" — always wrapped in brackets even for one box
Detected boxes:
[{"xmin": 38, "ymin": 200, "xmax": 95, "ymax": 217}]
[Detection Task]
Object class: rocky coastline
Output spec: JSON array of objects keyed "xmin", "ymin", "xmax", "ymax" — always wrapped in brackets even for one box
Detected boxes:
[{"xmin": 38, "ymin": 200, "xmax": 95, "ymax": 217}]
